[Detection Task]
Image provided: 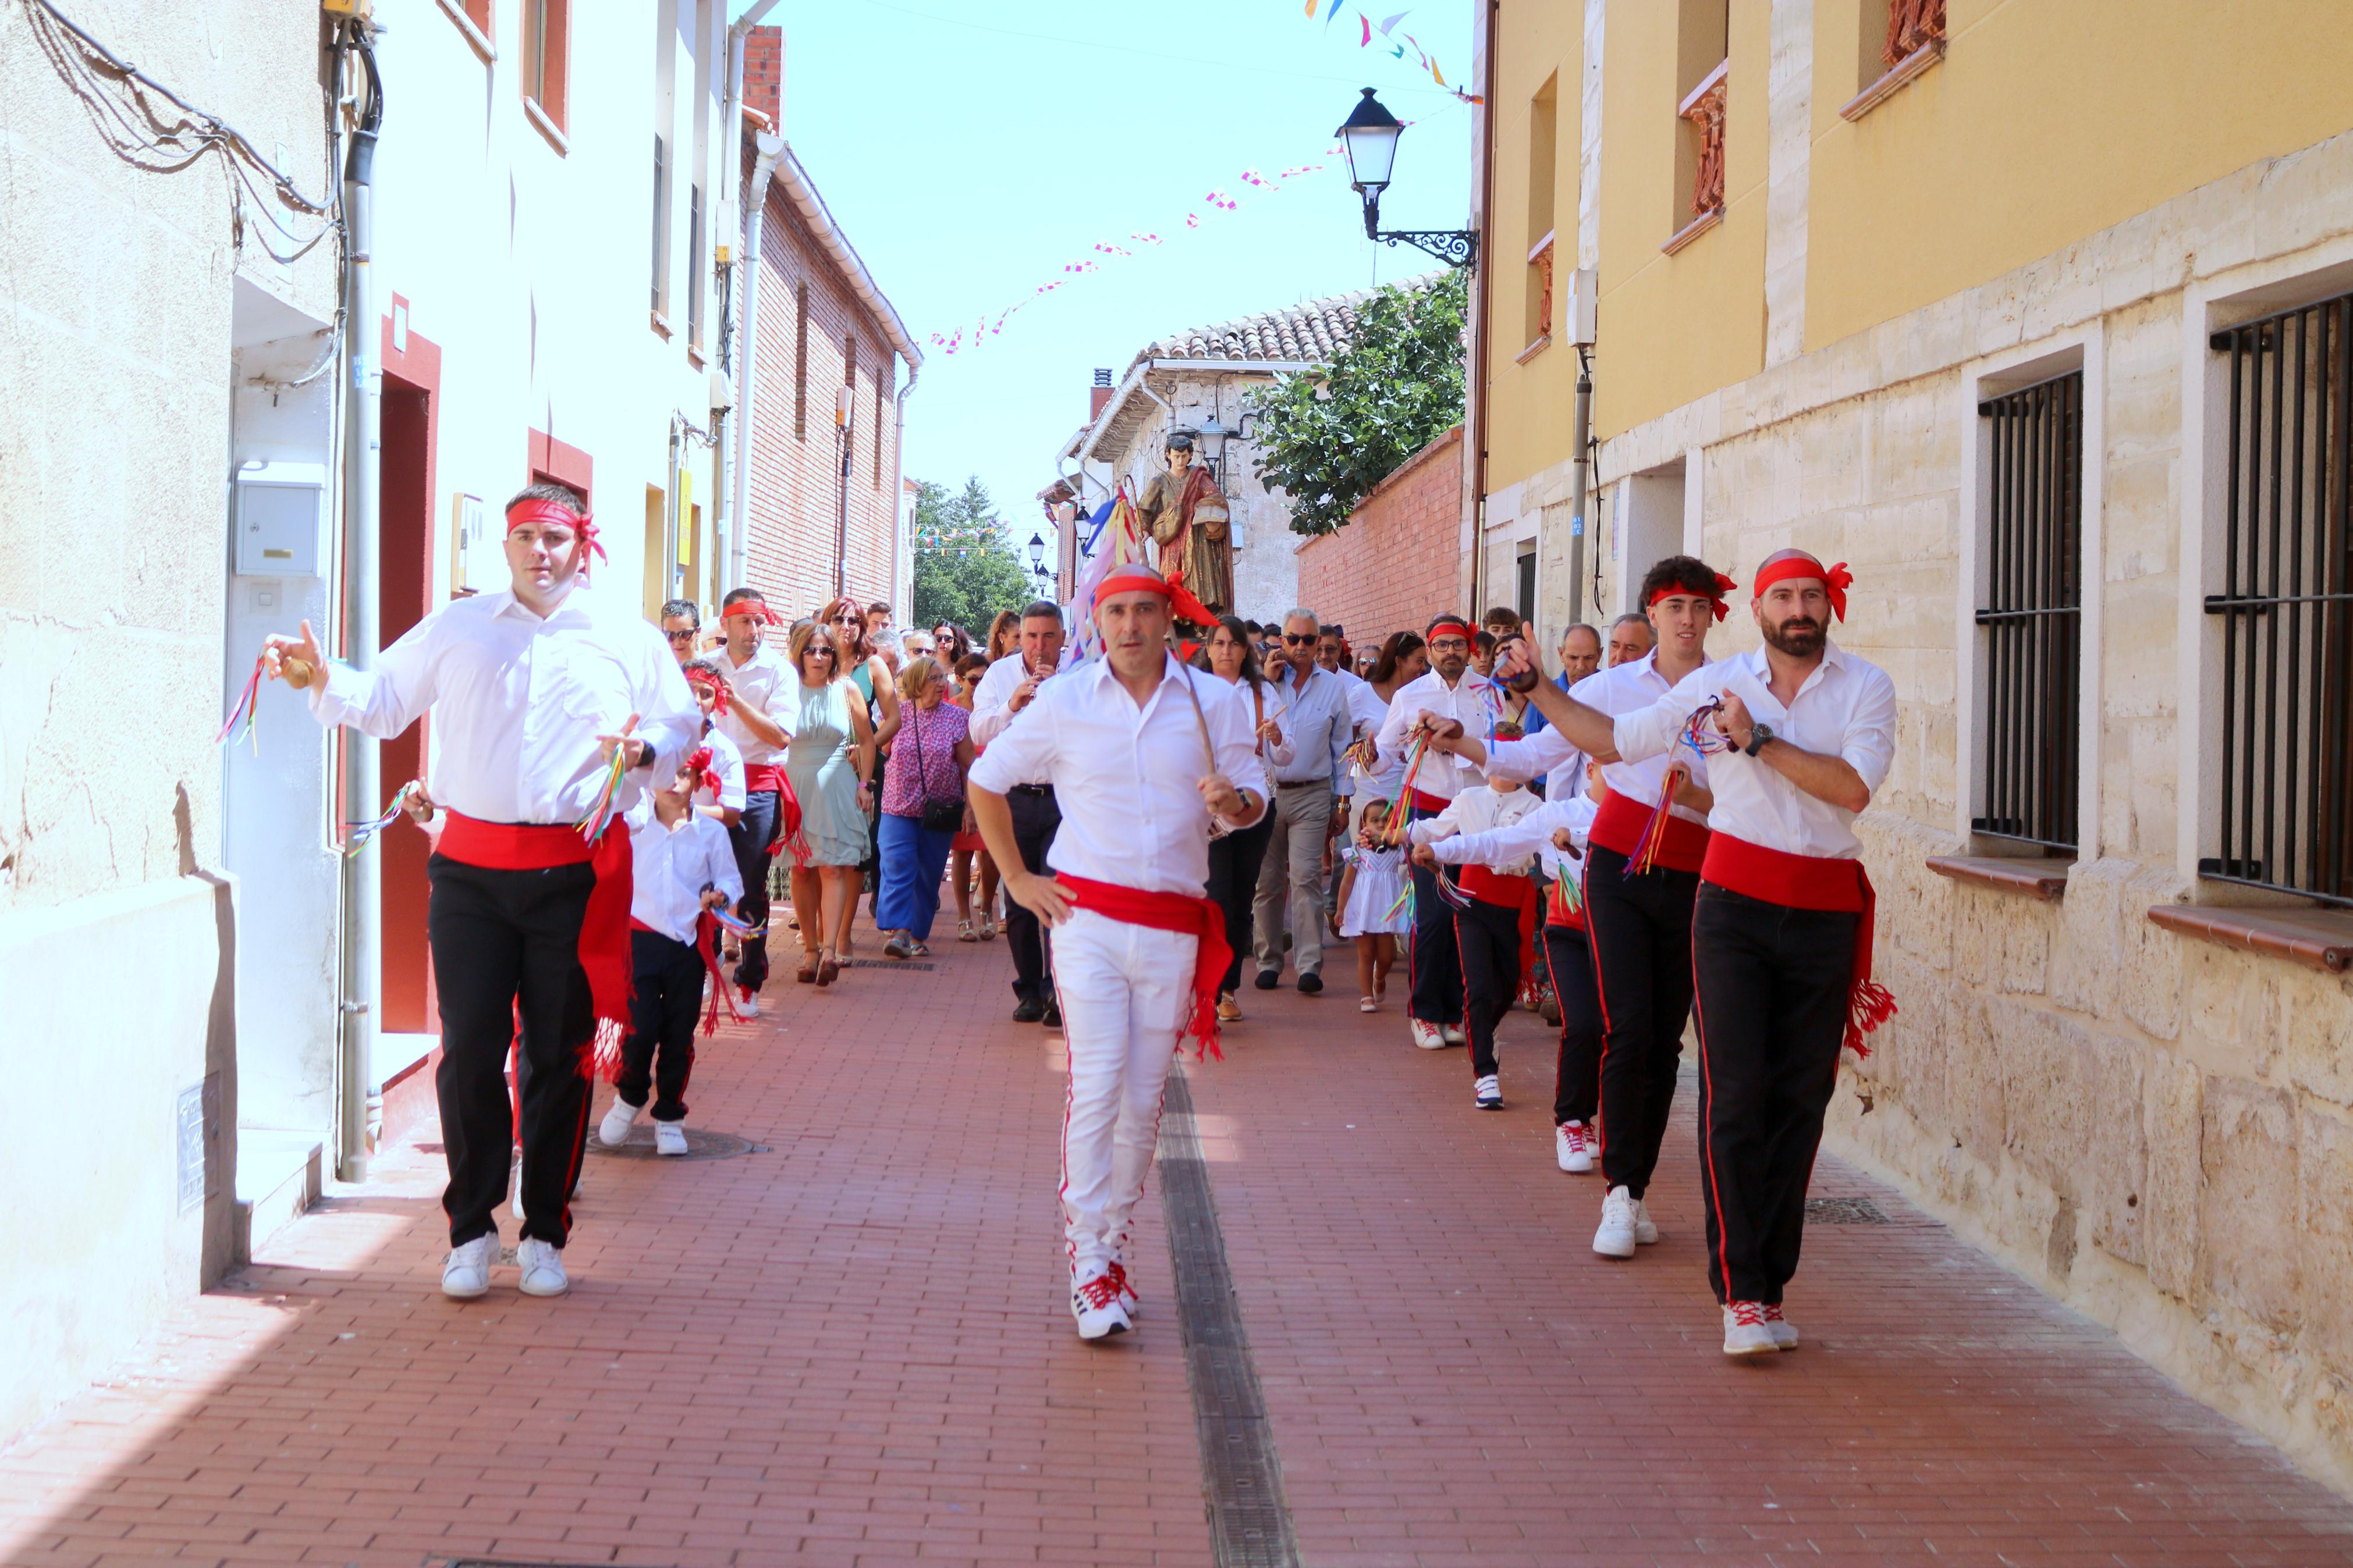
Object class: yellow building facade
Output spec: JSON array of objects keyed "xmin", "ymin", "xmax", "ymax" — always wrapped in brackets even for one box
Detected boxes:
[{"xmin": 1468, "ymin": 0, "xmax": 2353, "ymax": 1491}]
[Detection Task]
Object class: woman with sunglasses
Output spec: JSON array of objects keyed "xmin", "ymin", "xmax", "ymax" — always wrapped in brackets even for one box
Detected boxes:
[
  {"xmin": 818, "ymin": 596, "xmax": 899, "ymax": 955},
  {"xmin": 783, "ymin": 620, "xmax": 876, "ymax": 986}
]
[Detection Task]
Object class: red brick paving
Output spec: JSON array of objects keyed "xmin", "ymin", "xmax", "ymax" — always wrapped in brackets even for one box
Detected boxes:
[{"xmin": 3, "ymin": 905, "xmax": 2351, "ymax": 1567}]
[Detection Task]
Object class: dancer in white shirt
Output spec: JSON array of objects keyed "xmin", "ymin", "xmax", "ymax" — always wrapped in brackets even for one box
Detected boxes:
[
  {"xmin": 1375, "ymin": 617, "xmax": 1503, "ymax": 1051},
  {"xmin": 1499, "ymin": 550, "xmax": 1898, "ymax": 1356},
  {"xmin": 1443, "ymin": 558, "xmax": 1733, "ymax": 1260},
  {"xmin": 597, "ymin": 759, "xmax": 744, "ymax": 1157},
  {"xmin": 970, "ymin": 600, "xmax": 1078, "ymax": 1026},
  {"xmin": 265, "ymin": 484, "xmax": 698, "ymax": 1299},
  {"xmin": 969, "ymin": 563, "xmax": 1268, "ymax": 1342},
  {"xmin": 709, "ymin": 591, "xmax": 793, "ymax": 1016},
  {"xmin": 1407, "ymin": 760, "xmax": 1542, "ymax": 1109}
]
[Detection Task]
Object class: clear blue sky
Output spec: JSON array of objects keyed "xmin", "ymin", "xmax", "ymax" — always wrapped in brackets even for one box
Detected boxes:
[{"xmin": 729, "ymin": 0, "xmax": 1474, "ymax": 546}]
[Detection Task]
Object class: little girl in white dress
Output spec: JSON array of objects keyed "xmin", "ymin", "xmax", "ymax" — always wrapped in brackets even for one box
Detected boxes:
[{"xmin": 1332, "ymin": 799, "xmax": 1412, "ymax": 1013}]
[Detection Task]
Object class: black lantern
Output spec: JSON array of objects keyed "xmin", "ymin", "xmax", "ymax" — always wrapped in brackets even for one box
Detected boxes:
[
  {"xmin": 1027, "ymin": 532, "xmax": 1046, "ymax": 568},
  {"xmin": 1333, "ymin": 87, "xmax": 1477, "ymax": 269}
]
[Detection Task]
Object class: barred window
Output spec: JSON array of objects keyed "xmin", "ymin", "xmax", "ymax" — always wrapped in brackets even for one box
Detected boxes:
[
  {"xmin": 1974, "ymin": 370, "xmax": 2083, "ymax": 853},
  {"xmin": 2207, "ymin": 294, "xmax": 2353, "ymax": 906}
]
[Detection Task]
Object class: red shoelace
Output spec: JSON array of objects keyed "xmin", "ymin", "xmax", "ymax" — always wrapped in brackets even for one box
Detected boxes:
[
  {"xmin": 1077, "ymin": 1272, "xmax": 1122, "ymax": 1311},
  {"xmin": 1106, "ymin": 1261, "xmax": 1132, "ymax": 1299},
  {"xmin": 1727, "ymin": 1300, "xmax": 1769, "ymax": 1328}
]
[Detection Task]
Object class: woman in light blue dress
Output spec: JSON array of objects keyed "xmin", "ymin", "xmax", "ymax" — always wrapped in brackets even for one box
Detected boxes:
[{"xmin": 783, "ymin": 621, "xmax": 875, "ymax": 987}]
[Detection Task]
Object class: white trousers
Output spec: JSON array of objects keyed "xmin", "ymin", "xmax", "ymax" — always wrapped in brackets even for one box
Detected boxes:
[{"xmin": 1053, "ymin": 908, "xmax": 1196, "ymax": 1278}]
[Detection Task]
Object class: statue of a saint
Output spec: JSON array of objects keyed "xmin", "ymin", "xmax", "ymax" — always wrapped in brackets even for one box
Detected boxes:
[{"xmin": 1135, "ymin": 432, "xmax": 1233, "ymax": 623}]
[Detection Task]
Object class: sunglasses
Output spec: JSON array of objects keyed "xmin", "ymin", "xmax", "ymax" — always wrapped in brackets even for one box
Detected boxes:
[
  {"xmin": 664, "ymin": 629, "xmax": 698, "ymax": 643},
  {"xmin": 1281, "ymin": 633, "xmax": 1316, "ymax": 646}
]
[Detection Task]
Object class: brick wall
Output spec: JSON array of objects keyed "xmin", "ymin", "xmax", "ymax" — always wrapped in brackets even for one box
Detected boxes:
[
  {"xmin": 743, "ymin": 27, "xmax": 783, "ymax": 126},
  {"xmin": 740, "ymin": 182, "xmax": 902, "ymax": 620},
  {"xmin": 1294, "ymin": 425, "xmax": 1465, "ymax": 651}
]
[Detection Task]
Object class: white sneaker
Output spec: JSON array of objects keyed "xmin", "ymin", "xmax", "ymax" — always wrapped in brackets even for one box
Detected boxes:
[
  {"xmin": 1071, "ymin": 1268, "xmax": 1131, "ymax": 1341},
  {"xmin": 1555, "ymin": 1121, "xmax": 1595, "ymax": 1174},
  {"xmin": 441, "ymin": 1233, "xmax": 495, "ymax": 1299},
  {"xmin": 1592, "ymin": 1185, "xmax": 1638, "ymax": 1258},
  {"xmin": 1410, "ymin": 1019, "xmax": 1447, "ymax": 1050},
  {"xmin": 1722, "ymin": 1302, "xmax": 1777, "ymax": 1357},
  {"xmin": 597, "ymin": 1098, "xmax": 641, "ymax": 1147},
  {"xmin": 1632, "ymin": 1196, "xmax": 1660, "ymax": 1245},
  {"xmin": 1474, "ymin": 1073, "xmax": 1503, "ymax": 1110},
  {"xmin": 737, "ymin": 987, "xmax": 761, "ymax": 1019},
  {"xmin": 516, "ymin": 1237, "xmax": 569, "ymax": 1297},
  {"xmin": 654, "ymin": 1121, "xmax": 688, "ymax": 1157},
  {"xmin": 1359, "ymin": 996, "xmax": 1378, "ymax": 1013},
  {"xmin": 1762, "ymin": 1302, "xmax": 1798, "ymax": 1350},
  {"xmin": 1443, "ymin": 1025, "xmax": 1467, "ymax": 1046}
]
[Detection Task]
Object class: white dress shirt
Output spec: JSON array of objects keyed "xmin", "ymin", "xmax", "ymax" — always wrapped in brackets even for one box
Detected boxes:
[
  {"xmin": 695, "ymin": 725, "xmax": 747, "ymax": 812},
  {"xmin": 1218, "ymin": 675, "xmax": 1294, "ymax": 770},
  {"xmin": 1262, "ymin": 663, "xmax": 1353, "ymax": 788},
  {"xmin": 308, "ymin": 585, "xmax": 699, "ymax": 827},
  {"xmin": 1406, "ymin": 784, "xmax": 1543, "ymax": 872},
  {"xmin": 968, "ymin": 645, "xmax": 1078, "ymax": 760},
  {"xmin": 1343, "ymin": 678, "xmax": 1400, "ymax": 799},
  {"xmin": 1374, "ymin": 667, "xmax": 1502, "ymax": 801},
  {"xmin": 1610, "ymin": 641, "xmax": 1896, "ymax": 861},
  {"xmin": 712, "ymin": 644, "xmax": 794, "ymax": 767},
  {"xmin": 969, "ymin": 654, "xmax": 1271, "ymax": 897},
  {"xmin": 623, "ymin": 799, "xmax": 744, "ymax": 945},
  {"xmin": 1533, "ymin": 651, "xmax": 1716, "ymax": 827},
  {"xmin": 1427, "ymin": 792, "xmax": 1597, "ymax": 885}
]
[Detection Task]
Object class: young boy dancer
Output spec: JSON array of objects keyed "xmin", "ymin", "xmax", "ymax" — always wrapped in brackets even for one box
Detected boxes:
[
  {"xmin": 599, "ymin": 759, "xmax": 744, "ymax": 1156},
  {"xmin": 1407, "ymin": 755, "xmax": 1541, "ymax": 1110}
]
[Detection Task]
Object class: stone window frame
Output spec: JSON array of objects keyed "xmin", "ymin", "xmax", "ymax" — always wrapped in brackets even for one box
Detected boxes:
[
  {"xmin": 2174, "ymin": 244, "xmax": 2353, "ymax": 918},
  {"xmin": 1953, "ymin": 326, "xmax": 2106, "ymax": 884}
]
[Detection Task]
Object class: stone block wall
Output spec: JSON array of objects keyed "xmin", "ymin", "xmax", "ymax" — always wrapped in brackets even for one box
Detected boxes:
[
  {"xmin": 1296, "ymin": 426, "xmax": 1465, "ymax": 650},
  {"xmin": 1582, "ymin": 127, "xmax": 2353, "ymax": 1491}
]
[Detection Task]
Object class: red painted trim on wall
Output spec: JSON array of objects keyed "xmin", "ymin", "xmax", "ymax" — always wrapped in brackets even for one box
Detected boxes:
[
  {"xmin": 381, "ymin": 297, "xmax": 444, "ymax": 1036},
  {"xmin": 528, "ymin": 427, "xmax": 595, "ymax": 504}
]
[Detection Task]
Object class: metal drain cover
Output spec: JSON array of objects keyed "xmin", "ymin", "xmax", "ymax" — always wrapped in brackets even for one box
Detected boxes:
[
  {"xmin": 584, "ymin": 1126, "xmax": 755, "ymax": 1161},
  {"xmin": 1805, "ymin": 1196, "xmax": 1891, "ymax": 1225}
]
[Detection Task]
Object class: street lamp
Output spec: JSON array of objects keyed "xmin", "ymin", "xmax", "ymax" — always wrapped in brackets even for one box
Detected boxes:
[
  {"xmin": 1197, "ymin": 416, "xmax": 1227, "ymax": 469},
  {"xmin": 1335, "ymin": 87, "xmax": 1478, "ymax": 270},
  {"xmin": 1027, "ymin": 532, "xmax": 1046, "ymax": 569}
]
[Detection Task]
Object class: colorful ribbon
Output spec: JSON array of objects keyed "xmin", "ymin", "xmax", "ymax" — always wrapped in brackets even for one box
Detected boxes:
[
  {"xmin": 215, "ymin": 653, "xmax": 268, "ymax": 751},
  {"xmin": 574, "ymin": 746, "xmax": 630, "ymax": 845},
  {"xmin": 341, "ymin": 781, "xmax": 421, "ymax": 858}
]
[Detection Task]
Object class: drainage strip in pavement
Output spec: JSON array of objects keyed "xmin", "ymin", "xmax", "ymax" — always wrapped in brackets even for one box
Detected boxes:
[{"xmin": 1158, "ymin": 1065, "xmax": 1301, "ymax": 1568}]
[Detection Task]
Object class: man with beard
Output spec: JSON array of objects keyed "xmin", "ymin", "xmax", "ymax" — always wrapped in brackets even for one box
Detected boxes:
[
  {"xmin": 1493, "ymin": 550, "xmax": 1897, "ymax": 1357},
  {"xmin": 1373, "ymin": 614, "xmax": 1502, "ymax": 1051}
]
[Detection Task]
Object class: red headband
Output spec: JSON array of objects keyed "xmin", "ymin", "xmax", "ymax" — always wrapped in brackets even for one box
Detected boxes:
[
  {"xmin": 1751, "ymin": 557, "xmax": 1852, "ymax": 621},
  {"xmin": 1649, "ymin": 572, "xmax": 1741, "ymax": 623},
  {"xmin": 1093, "ymin": 567, "xmax": 1215, "ymax": 628},
  {"xmin": 722, "ymin": 599, "xmax": 780, "ymax": 625},
  {"xmin": 1426, "ymin": 618, "xmax": 1474, "ymax": 643},
  {"xmin": 684, "ymin": 666, "xmax": 732, "ymax": 715},
  {"xmin": 505, "ymin": 498, "xmax": 606, "ymax": 579},
  {"xmin": 685, "ymin": 745, "xmax": 722, "ymax": 800}
]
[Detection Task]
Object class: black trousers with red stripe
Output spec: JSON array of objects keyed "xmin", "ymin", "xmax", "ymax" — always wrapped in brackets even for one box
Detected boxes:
[
  {"xmin": 1450, "ymin": 898, "xmax": 1522, "ymax": 1079},
  {"xmin": 1539, "ymin": 922, "xmax": 1604, "ymax": 1126},
  {"xmin": 1691, "ymin": 883, "xmax": 1857, "ymax": 1306},
  {"xmin": 427, "ymin": 855, "xmax": 597, "ymax": 1249},
  {"xmin": 1405, "ymin": 799, "xmax": 1463, "ymax": 1027},
  {"xmin": 1582, "ymin": 845, "xmax": 1698, "ymax": 1199}
]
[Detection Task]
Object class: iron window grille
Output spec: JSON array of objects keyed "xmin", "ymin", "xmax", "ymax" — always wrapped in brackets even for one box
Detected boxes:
[
  {"xmin": 1974, "ymin": 369, "xmax": 2084, "ymax": 853},
  {"xmin": 2207, "ymin": 294, "xmax": 2353, "ymax": 906}
]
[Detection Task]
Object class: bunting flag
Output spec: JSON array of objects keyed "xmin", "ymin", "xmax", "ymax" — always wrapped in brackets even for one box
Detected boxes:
[{"xmin": 1296, "ymin": 3, "xmax": 1479, "ymax": 102}]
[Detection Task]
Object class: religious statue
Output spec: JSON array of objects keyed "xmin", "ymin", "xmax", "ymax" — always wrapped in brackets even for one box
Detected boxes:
[{"xmin": 1134, "ymin": 432, "xmax": 1233, "ymax": 622}]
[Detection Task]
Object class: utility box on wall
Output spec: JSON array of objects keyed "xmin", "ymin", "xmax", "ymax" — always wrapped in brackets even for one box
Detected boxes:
[{"xmin": 233, "ymin": 461, "xmax": 326, "ymax": 577}]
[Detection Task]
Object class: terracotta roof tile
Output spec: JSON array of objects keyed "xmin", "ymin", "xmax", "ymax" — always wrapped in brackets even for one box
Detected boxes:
[{"xmin": 1137, "ymin": 274, "xmax": 1440, "ymax": 368}]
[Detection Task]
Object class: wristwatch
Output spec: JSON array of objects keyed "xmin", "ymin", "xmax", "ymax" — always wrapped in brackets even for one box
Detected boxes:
[{"xmin": 1744, "ymin": 721, "xmax": 1776, "ymax": 758}]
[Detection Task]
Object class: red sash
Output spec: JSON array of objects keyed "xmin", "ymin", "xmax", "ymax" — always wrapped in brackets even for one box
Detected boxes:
[
  {"xmin": 1458, "ymin": 864, "xmax": 1531, "ymax": 909},
  {"xmin": 439, "ymin": 811, "xmax": 634, "ymax": 1045},
  {"xmin": 742, "ymin": 763, "xmax": 788, "ymax": 794},
  {"xmin": 1699, "ymin": 833, "xmax": 1897, "ymax": 1057},
  {"xmin": 1545, "ymin": 873, "xmax": 1586, "ymax": 933},
  {"xmin": 1055, "ymin": 873, "xmax": 1230, "ymax": 1062},
  {"xmin": 1408, "ymin": 787, "xmax": 1451, "ymax": 815},
  {"xmin": 741, "ymin": 763, "xmax": 810, "ymax": 864},
  {"xmin": 1588, "ymin": 788, "xmax": 1710, "ymax": 873}
]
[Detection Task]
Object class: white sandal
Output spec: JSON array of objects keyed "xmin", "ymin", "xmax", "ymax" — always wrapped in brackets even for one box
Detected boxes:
[{"xmin": 958, "ymin": 919, "xmax": 978, "ymax": 943}]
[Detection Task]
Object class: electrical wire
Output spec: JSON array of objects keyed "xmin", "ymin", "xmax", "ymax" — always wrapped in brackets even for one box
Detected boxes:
[{"xmin": 20, "ymin": 0, "xmax": 343, "ymax": 264}]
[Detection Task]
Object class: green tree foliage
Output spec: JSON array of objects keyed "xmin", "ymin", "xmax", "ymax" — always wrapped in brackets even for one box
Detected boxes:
[
  {"xmin": 1247, "ymin": 271, "xmax": 1469, "ymax": 536},
  {"xmin": 909, "ymin": 477, "xmax": 1035, "ymax": 638}
]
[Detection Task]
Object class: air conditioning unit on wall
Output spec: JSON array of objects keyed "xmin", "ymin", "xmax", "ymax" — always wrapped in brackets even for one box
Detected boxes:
[{"xmin": 1562, "ymin": 266, "xmax": 1598, "ymax": 347}]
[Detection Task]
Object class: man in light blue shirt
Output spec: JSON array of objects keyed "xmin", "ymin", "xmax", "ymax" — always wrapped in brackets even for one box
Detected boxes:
[{"xmin": 1251, "ymin": 607, "xmax": 1355, "ymax": 994}]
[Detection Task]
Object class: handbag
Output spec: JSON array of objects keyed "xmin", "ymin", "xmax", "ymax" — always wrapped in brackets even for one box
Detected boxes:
[{"xmin": 904, "ymin": 706, "xmax": 967, "ymax": 834}]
